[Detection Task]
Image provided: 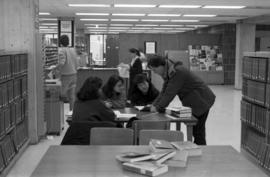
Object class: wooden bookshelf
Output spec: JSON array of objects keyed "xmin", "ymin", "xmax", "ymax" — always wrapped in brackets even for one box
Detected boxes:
[
  {"xmin": 0, "ymin": 52, "xmax": 29, "ymax": 177},
  {"xmin": 241, "ymin": 51, "xmax": 270, "ymax": 174}
]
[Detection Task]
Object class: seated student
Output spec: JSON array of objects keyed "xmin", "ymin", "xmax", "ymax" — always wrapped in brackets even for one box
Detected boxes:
[
  {"xmin": 102, "ymin": 75, "xmax": 126, "ymax": 109},
  {"xmin": 130, "ymin": 74, "xmax": 159, "ymax": 106},
  {"xmin": 72, "ymin": 76, "xmax": 117, "ymax": 124}
]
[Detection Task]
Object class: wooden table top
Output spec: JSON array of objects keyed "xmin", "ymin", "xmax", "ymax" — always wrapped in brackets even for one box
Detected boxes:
[
  {"xmin": 117, "ymin": 107, "xmax": 197, "ymax": 124},
  {"xmin": 31, "ymin": 145, "xmax": 268, "ymax": 177}
]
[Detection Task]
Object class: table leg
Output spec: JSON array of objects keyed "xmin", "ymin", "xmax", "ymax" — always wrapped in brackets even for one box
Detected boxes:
[{"xmin": 186, "ymin": 124, "xmax": 193, "ymax": 142}]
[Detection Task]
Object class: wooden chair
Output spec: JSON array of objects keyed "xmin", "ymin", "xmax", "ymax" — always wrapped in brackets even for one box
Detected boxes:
[
  {"xmin": 132, "ymin": 120, "xmax": 170, "ymax": 145},
  {"xmin": 139, "ymin": 130, "xmax": 184, "ymax": 145},
  {"xmin": 61, "ymin": 121, "xmax": 116, "ymax": 145},
  {"xmin": 90, "ymin": 128, "xmax": 134, "ymax": 145}
]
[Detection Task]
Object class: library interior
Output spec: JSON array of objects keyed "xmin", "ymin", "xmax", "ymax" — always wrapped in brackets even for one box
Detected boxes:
[{"xmin": 1, "ymin": 0, "xmax": 270, "ymax": 176}]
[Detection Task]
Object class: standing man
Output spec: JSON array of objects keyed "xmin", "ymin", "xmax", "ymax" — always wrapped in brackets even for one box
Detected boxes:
[
  {"xmin": 55, "ymin": 35, "xmax": 78, "ymax": 111},
  {"xmin": 147, "ymin": 54, "xmax": 215, "ymax": 145}
]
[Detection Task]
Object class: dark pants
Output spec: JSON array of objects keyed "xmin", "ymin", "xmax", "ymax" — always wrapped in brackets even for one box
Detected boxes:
[{"xmin": 193, "ymin": 110, "xmax": 209, "ymax": 145}]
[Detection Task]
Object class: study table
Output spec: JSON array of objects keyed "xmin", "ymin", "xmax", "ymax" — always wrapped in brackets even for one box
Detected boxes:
[
  {"xmin": 30, "ymin": 145, "xmax": 268, "ymax": 177},
  {"xmin": 66, "ymin": 107, "xmax": 197, "ymax": 141}
]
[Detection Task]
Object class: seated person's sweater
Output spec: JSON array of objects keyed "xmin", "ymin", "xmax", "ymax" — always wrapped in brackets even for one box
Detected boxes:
[
  {"xmin": 72, "ymin": 99, "xmax": 116, "ymax": 123},
  {"xmin": 130, "ymin": 83, "xmax": 159, "ymax": 106},
  {"xmin": 101, "ymin": 91, "xmax": 126, "ymax": 109}
]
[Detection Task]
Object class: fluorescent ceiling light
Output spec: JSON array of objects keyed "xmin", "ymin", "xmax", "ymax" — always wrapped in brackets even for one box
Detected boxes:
[
  {"xmin": 40, "ymin": 23, "xmax": 57, "ymax": 25},
  {"xmin": 68, "ymin": 4, "xmax": 110, "ymax": 7},
  {"xmin": 39, "ymin": 18, "xmax": 57, "ymax": 21},
  {"xmin": 84, "ymin": 24, "xmax": 107, "ymax": 26},
  {"xmin": 132, "ymin": 27, "xmax": 152, "ymax": 29},
  {"xmin": 135, "ymin": 24, "xmax": 158, "ymax": 26},
  {"xmin": 111, "ymin": 19, "xmax": 139, "ymax": 21},
  {"xmin": 171, "ymin": 19, "xmax": 199, "ymax": 22},
  {"xmin": 159, "ymin": 5, "xmax": 201, "ymax": 8},
  {"xmin": 203, "ymin": 6, "xmax": 245, "ymax": 9},
  {"xmin": 167, "ymin": 31, "xmax": 184, "ymax": 33},
  {"xmin": 186, "ymin": 25, "xmax": 208, "ymax": 27},
  {"xmin": 39, "ymin": 28, "xmax": 55, "ymax": 30},
  {"xmin": 141, "ymin": 19, "xmax": 168, "ymax": 22},
  {"xmin": 153, "ymin": 28, "xmax": 173, "ymax": 30},
  {"xmin": 39, "ymin": 26, "xmax": 48, "ymax": 28},
  {"xmin": 39, "ymin": 12, "xmax": 50, "ymax": 15},
  {"xmin": 109, "ymin": 30, "xmax": 126, "ymax": 32},
  {"xmin": 112, "ymin": 13, "xmax": 145, "ymax": 16},
  {"xmin": 109, "ymin": 27, "xmax": 130, "ymax": 29},
  {"xmin": 148, "ymin": 14, "xmax": 181, "ymax": 17},
  {"xmin": 160, "ymin": 24, "xmax": 183, "ymax": 27},
  {"xmin": 184, "ymin": 14, "xmax": 216, "ymax": 17},
  {"xmin": 76, "ymin": 13, "xmax": 109, "ymax": 16},
  {"xmin": 110, "ymin": 24, "xmax": 133, "ymax": 26},
  {"xmin": 88, "ymin": 29, "xmax": 107, "ymax": 31},
  {"xmin": 80, "ymin": 19, "xmax": 109, "ymax": 21},
  {"xmin": 114, "ymin": 4, "xmax": 156, "ymax": 8},
  {"xmin": 87, "ymin": 27, "xmax": 107, "ymax": 29},
  {"xmin": 175, "ymin": 28, "xmax": 194, "ymax": 30}
]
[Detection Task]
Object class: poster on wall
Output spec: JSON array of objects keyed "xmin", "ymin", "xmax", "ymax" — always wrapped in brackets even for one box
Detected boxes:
[
  {"xmin": 145, "ymin": 41, "xmax": 156, "ymax": 54},
  {"xmin": 188, "ymin": 45, "xmax": 223, "ymax": 71}
]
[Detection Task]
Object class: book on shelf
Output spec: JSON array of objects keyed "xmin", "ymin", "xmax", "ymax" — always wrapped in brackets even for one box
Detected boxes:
[
  {"xmin": 134, "ymin": 105, "xmax": 151, "ymax": 112},
  {"xmin": 171, "ymin": 141, "xmax": 202, "ymax": 157},
  {"xmin": 113, "ymin": 110, "xmax": 137, "ymax": 121},
  {"xmin": 122, "ymin": 161, "xmax": 168, "ymax": 177},
  {"xmin": 165, "ymin": 150, "xmax": 189, "ymax": 167}
]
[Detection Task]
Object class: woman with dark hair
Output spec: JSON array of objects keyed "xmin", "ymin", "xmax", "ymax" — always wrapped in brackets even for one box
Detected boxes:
[
  {"xmin": 128, "ymin": 48, "xmax": 143, "ymax": 99},
  {"xmin": 72, "ymin": 76, "xmax": 116, "ymax": 123},
  {"xmin": 102, "ymin": 75, "xmax": 126, "ymax": 109},
  {"xmin": 55, "ymin": 35, "xmax": 78, "ymax": 111},
  {"xmin": 130, "ymin": 74, "xmax": 159, "ymax": 106}
]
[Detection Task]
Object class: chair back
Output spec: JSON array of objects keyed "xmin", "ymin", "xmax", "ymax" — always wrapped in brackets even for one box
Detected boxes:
[
  {"xmin": 132, "ymin": 120, "xmax": 170, "ymax": 144},
  {"xmin": 61, "ymin": 121, "xmax": 116, "ymax": 145},
  {"xmin": 139, "ymin": 130, "xmax": 184, "ymax": 145},
  {"xmin": 90, "ymin": 128, "xmax": 134, "ymax": 145}
]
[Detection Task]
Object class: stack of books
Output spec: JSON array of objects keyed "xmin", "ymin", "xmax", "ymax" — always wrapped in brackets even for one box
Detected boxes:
[
  {"xmin": 116, "ymin": 139, "xmax": 202, "ymax": 176},
  {"xmin": 165, "ymin": 106, "xmax": 192, "ymax": 118}
]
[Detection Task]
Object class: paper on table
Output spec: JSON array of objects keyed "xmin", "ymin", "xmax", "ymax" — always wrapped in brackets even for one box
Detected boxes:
[{"xmin": 113, "ymin": 110, "xmax": 137, "ymax": 120}]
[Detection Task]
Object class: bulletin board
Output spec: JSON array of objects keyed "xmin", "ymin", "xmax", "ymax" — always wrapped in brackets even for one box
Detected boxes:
[{"xmin": 145, "ymin": 41, "xmax": 157, "ymax": 54}]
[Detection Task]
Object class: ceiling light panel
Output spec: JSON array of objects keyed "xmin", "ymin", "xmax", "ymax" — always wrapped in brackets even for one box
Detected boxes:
[
  {"xmin": 111, "ymin": 19, "xmax": 139, "ymax": 21},
  {"xmin": 132, "ymin": 27, "xmax": 152, "ymax": 30},
  {"xmin": 160, "ymin": 24, "xmax": 183, "ymax": 27},
  {"xmin": 171, "ymin": 19, "xmax": 199, "ymax": 22},
  {"xmin": 68, "ymin": 4, "xmax": 110, "ymax": 7},
  {"xmin": 80, "ymin": 19, "xmax": 109, "ymax": 21},
  {"xmin": 148, "ymin": 14, "xmax": 181, "ymax": 17},
  {"xmin": 114, "ymin": 4, "xmax": 156, "ymax": 8},
  {"xmin": 39, "ymin": 18, "xmax": 57, "ymax": 21},
  {"xmin": 40, "ymin": 23, "xmax": 57, "ymax": 26},
  {"xmin": 39, "ymin": 12, "xmax": 50, "ymax": 15},
  {"xmin": 159, "ymin": 5, "xmax": 201, "ymax": 8},
  {"xmin": 203, "ymin": 6, "xmax": 245, "ymax": 9},
  {"xmin": 112, "ymin": 14, "xmax": 145, "ymax": 16},
  {"xmin": 76, "ymin": 13, "xmax": 109, "ymax": 16},
  {"xmin": 87, "ymin": 26, "xmax": 107, "ymax": 29},
  {"xmin": 110, "ymin": 24, "xmax": 134, "ymax": 26},
  {"xmin": 84, "ymin": 24, "xmax": 107, "ymax": 26},
  {"xmin": 183, "ymin": 14, "xmax": 216, "ymax": 17},
  {"xmin": 135, "ymin": 24, "xmax": 159, "ymax": 26},
  {"xmin": 141, "ymin": 19, "xmax": 168, "ymax": 22}
]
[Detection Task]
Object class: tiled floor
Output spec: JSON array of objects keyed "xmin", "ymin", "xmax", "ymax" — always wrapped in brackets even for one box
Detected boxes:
[{"xmin": 6, "ymin": 85, "xmax": 242, "ymax": 177}]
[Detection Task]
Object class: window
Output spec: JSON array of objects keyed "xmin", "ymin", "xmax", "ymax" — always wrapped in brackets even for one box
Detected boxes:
[{"xmin": 89, "ymin": 35, "xmax": 107, "ymax": 66}]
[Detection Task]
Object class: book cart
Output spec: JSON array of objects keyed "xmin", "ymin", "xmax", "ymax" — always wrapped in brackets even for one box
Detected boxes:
[
  {"xmin": 241, "ymin": 51, "xmax": 270, "ymax": 175},
  {"xmin": 0, "ymin": 52, "xmax": 29, "ymax": 177}
]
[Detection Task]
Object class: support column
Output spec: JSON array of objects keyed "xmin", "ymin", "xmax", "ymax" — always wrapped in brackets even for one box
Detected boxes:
[
  {"xmin": 0, "ymin": 0, "xmax": 42, "ymax": 144},
  {"xmin": 235, "ymin": 23, "xmax": 256, "ymax": 89}
]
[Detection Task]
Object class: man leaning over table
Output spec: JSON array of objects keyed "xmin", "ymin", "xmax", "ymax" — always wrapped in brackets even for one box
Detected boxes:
[{"xmin": 147, "ymin": 54, "xmax": 215, "ymax": 145}]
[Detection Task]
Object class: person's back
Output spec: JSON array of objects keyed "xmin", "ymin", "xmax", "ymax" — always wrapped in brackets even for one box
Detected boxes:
[{"xmin": 58, "ymin": 47, "xmax": 78, "ymax": 75}]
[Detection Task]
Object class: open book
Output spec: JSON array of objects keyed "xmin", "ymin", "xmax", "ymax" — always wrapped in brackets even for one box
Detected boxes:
[{"xmin": 113, "ymin": 110, "xmax": 137, "ymax": 121}]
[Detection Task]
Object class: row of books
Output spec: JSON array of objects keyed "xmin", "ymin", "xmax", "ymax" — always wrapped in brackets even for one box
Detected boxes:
[
  {"xmin": 0, "ymin": 54, "xmax": 27, "ymax": 82},
  {"xmin": 165, "ymin": 106, "xmax": 192, "ymax": 118},
  {"xmin": 116, "ymin": 139, "xmax": 201, "ymax": 176},
  {"xmin": 0, "ymin": 98, "xmax": 27, "ymax": 139},
  {"xmin": 266, "ymin": 84, "xmax": 270, "ymax": 108},
  {"xmin": 0, "ymin": 76, "xmax": 27, "ymax": 108},
  {"xmin": 241, "ymin": 100, "xmax": 268, "ymax": 134},
  {"xmin": 242, "ymin": 78, "xmax": 266, "ymax": 106},
  {"xmin": 0, "ymin": 121, "xmax": 28, "ymax": 172},
  {"xmin": 241, "ymin": 123, "xmax": 265, "ymax": 157},
  {"xmin": 242, "ymin": 56, "xmax": 269, "ymax": 82}
]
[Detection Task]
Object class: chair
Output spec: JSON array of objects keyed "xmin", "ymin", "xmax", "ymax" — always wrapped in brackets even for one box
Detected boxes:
[
  {"xmin": 61, "ymin": 121, "xmax": 116, "ymax": 145},
  {"xmin": 90, "ymin": 128, "xmax": 134, "ymax": 145},
  {"xmin": 132, "ymin": 120, "xmax": 170, "ymax": 145},
  {"xmin": 139, "ymin": 130, "xmax": 184, "ymax": 145}
]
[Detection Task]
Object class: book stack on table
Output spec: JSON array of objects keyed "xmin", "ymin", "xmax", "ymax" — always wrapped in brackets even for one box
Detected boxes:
[
  {"xmin": 116, "ymin": 139, "xmax": 201, "ymax": 176},
  {"xmin": 165, "ymin": 106, "xmax": 192, "ymax": 118}
]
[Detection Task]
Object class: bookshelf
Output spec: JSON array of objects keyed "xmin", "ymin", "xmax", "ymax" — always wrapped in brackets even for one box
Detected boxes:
[
  {"xmin": 0, "ymin": 52, "xmax": 29, "ymax": 176},
  {"xmin": 44, "ymin": 46, "xmax": 58, "ymax": 68},
  {"xmin": 241, "ymin": 51, "xmax": 270, "ymax": 175}
]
